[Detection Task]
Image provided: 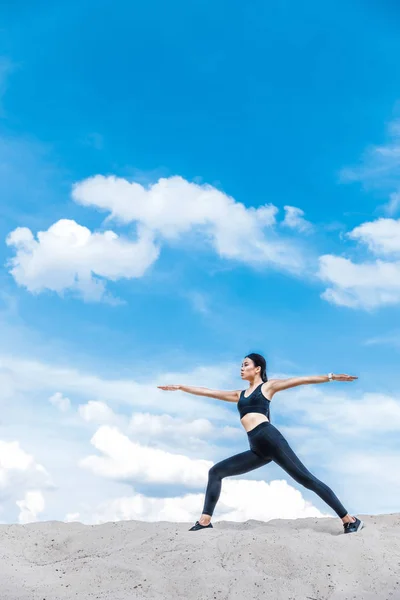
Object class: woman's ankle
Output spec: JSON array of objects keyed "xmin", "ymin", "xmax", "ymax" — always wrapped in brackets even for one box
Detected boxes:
[
  {"xmin": 199, "ymin": 514, "xmax": 211, "ymax": 525},
  {"xmin": 341, "ymin": 514, "xmax": 356, "ymax": 524}
]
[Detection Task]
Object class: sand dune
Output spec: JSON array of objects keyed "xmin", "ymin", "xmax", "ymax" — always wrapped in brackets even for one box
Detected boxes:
[{"xmin": 1, "ymin": 514, "xmax": 399, "ymax": 599}]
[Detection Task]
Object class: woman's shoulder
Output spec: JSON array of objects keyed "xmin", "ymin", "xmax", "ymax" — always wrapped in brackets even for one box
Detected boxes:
[{"xmin": 261, "ymin": 380, "xmax": 277, "ymax": 400}]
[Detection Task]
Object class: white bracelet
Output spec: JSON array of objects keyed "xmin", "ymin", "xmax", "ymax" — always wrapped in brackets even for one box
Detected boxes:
[{"xmin": 328, "ymin": 372, "xmax": 333, "ymax": 381}]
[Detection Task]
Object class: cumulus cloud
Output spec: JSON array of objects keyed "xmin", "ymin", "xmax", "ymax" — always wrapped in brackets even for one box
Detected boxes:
[
  {"xmin": 0, "ymin": 440, "xmax": 51, "ymax": 489},
  {"xmin": 49, "ymin": 392, "xmax": 71, "ymax": 412},
  {"xmin": 65, "ymin": 478, "xmax": 329, "ymax": 525},
  {"xmin": 78, "ymin": 401, "xmax": 119, "ymax": 424},
  {"xmin": 79, "ymin": 425, "xmax": 212, "ymax": 486},
  {"xmin": 318, "ymin": 217, "xmax": 400, "ymax": 309},
  {"xmin": 16, "ymin": 490, "xmax": 45, "ymax": 524},
  {"xmin": 6, "ymin": 219, "xmax": 159, "ymax": 302},
  {"xmin": 282, "ymin": 206, "xmax": 313, "ymax": 233},
  {"xmin": 128, "ymin": 412, "xmax": 240, "ymax": 443},
  {"xmin": 0, "ymin": 440, "xmax": 52, "ymax": 523},
  {"xmin": 349, "ymin": 217, "xmax": 400, "ymax": 256},
  {"xmin": 318, "ymin": 254, "xmax": 400, "ymax": 309},
  {"xmin": 72, "ymin": 175, "xmax": 278, "ymax": 239},
  {"xmin": 76, "ymin": 400, "xmax": 241, "ymax": 456},
  {"xmin": 6, "ymin": 175, "xmax": 311, "ymax": 301},
  {"xmin": 72, "ymin": 175, "xmax": 306, "ymax": 270},
  {"xmin": 76, "ymin": 399, "xmax": 241, "ymax": 450},
  {"xmin": 4, "ymin": 177, "xmax": 309, "ymax": 301}
]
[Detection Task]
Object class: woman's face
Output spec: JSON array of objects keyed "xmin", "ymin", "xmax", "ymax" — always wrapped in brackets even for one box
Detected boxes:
[{"xmin": 240, "ymin": 357, "xmax": 259, "ymax": 381}]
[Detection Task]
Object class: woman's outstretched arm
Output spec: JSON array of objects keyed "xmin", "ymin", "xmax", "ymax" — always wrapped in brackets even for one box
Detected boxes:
[
  {"xmin": 266, "ymin": 373, "xmax": 357, "ymax": 397},
  {"xmin": 157, "ymin": 385, "xmax": 240, "ymax": 403}
]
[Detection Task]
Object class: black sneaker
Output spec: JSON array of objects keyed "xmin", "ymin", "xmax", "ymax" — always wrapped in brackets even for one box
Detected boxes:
[
  {"xmin": 343, "ymin": 517, "xmax": 364, "ymax": 534},
  {"xmin": 188, "ymin": 520, "xmax": 213, "ymax": 531}
]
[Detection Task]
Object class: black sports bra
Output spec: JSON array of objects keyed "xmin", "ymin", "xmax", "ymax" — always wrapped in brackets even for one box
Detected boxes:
[{"xmin": 237, "ymin": 383, "xmax": 271, "ymax": 421}]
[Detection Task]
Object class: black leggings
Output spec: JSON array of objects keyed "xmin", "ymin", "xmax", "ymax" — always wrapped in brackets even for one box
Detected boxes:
[{"xmin": 202, "ymin": 421, "xmax": 348, "ymax": 519}]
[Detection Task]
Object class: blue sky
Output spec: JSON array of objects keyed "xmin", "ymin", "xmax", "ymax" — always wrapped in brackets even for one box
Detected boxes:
[{"xmin": 0, "ymin": 0, "xmax": 399, "ymax": 525}]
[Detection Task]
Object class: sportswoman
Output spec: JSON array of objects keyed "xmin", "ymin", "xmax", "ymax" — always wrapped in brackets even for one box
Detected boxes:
[{"xmin": 158, "ymin": 353, "xmax": 363, "ymax": 534}]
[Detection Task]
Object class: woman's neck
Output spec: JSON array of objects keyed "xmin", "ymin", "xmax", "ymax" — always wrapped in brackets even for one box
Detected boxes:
[{"xmin": 248, "ymin": 378, "xmax": 263, "ymax": 388}]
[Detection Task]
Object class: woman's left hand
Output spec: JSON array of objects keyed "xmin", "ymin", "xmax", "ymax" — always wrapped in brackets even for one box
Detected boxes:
[{"xmin": 333, "ymin": 373, "xmax": 358, "ymax": 381}]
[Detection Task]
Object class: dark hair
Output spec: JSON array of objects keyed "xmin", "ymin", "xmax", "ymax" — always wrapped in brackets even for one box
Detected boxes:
[{"xmin": 245, "ymin": 353, "xmax": 268, "ymax": 382}]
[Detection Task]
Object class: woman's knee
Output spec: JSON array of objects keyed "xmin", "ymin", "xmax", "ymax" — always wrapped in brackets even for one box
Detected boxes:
[{"xmin": 208, "ymin": 464, "xmax": 225, "ymax": 480}]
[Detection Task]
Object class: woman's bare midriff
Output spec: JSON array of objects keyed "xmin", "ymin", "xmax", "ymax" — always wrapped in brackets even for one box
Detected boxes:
[{"xmin": 240, "ymin": 413, "xmax": 270, "ymax": 433}]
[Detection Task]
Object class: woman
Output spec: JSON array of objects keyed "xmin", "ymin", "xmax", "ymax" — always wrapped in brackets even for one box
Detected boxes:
[{"xmin": 158, "ymin": 353, "xmax": 363, "ymax": 534}]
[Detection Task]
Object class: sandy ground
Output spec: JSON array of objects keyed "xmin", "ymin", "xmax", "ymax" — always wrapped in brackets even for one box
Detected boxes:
[{"xmin": 0, "ymin": 514, "xmax": 399, "ymax": 600}]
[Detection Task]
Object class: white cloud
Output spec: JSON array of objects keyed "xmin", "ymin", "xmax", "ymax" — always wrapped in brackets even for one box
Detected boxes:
[
  {"xmin": 78, "ymin": 401, "xmax": 118, "ymax": 424},
  {"xmin": 76, "ymin": 399, "xmax": 241, "ymax": 447},
  {"xmin": 326, "ymin": 450, "xmax": 400, "ymax": 513},
  {"xmin": 0, "ymin": 354, "xmax": 234, "ymax": 421},
  {"xmin": 0, "ymin": 440, "xmax": 52, "ymax": 523},
  {"xmin": 349, "ymin": 217, "xmax": 400, "ymax": 255},
  {"xmin": 282, "ymin": 206, "xmax": 313, "ymax": 233},
  {"xmin": 72, "ymin": 175, "xmax": 277, "ymax": 237},
  {"xmin": 72, "ymin": 175, "xmax": 305, "ymax": 270},
  {"xmin": 79, "ymin": 425, "xmax": 212, "ymax": 486},
  {"xmin": 77, "ymin": 403, "xmax": 242, "ymax": 455},
  {"xmin": 6, "ymin": 175, "xmax": 312, "ymax": 302},
  {"xmin": 65, "ymin": 478, "xmax": 329, "ymax": 525},
  {"xmin": 318, "ymin": 217, "xmax": 400, "ymax": 309},
  {"xmin": 6, "ymin": 219, "xmax": 159, "ymax": 302},
  {"xmin": 49, "ymin": 392, "xmax": 71, "ymax": 412},
  {"xmin": 128, "ymin": 412, "xmax": 240, "ymax": 442},
  {"xmin": 318, "ymin": 254, "xmax": 400, "ymax": 309},
  {"xmin": 0, "ymin": 440, "xmax": 51, "ymax": 489},
  {"xmin": 16, "ymin": 490, "xmax": 45, "ymax": 524},
  {"xmin": 277, "ymin": 384, "xmax": 400, "ymax": 437}
]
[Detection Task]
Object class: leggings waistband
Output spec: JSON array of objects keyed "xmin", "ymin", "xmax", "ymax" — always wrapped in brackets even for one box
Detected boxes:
[{"xmin": 246, "ymin": 421, "xmax": 271, "ymax": 438}]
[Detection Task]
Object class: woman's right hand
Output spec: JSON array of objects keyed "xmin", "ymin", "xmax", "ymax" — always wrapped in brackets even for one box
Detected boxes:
[{"xmin": 157, "ymin": 385, "xmax": 182, "ymax": 391}]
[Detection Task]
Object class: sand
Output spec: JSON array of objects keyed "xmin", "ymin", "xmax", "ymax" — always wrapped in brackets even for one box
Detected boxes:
[{"xmin": 0, "ymin": 514, "xmax": 399, "ymax": 600}]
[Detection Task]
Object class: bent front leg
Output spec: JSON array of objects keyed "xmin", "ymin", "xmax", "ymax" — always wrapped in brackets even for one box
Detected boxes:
[{"xmin": 202, "ymin": 450, "xmax": 270, "ymax": 517}]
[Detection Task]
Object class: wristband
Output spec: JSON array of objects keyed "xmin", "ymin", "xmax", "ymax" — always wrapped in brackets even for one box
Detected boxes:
[{"xmin": 328, "ymin": 372, "xmax": 334, "ymax": 382}]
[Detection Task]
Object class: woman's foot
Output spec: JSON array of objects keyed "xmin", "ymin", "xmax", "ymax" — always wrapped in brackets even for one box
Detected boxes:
[
  {"xmin": 188, "ymin": 520, "xmax": 213, "ymax": 531},
  {"xmin": 188, "ymin": 514, "xmax": 213, "ymax": 531},
  {"xmin": 343, "ymin": 516, "xmax": 364, "ymax": 534}
]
